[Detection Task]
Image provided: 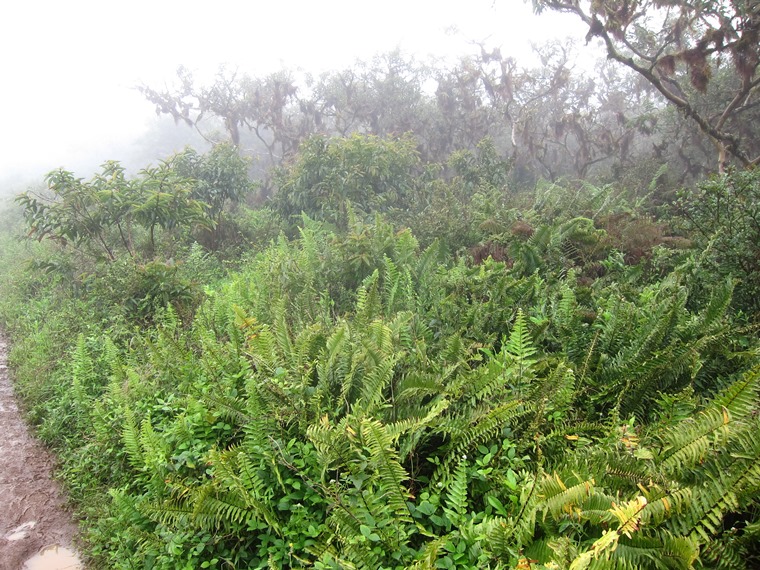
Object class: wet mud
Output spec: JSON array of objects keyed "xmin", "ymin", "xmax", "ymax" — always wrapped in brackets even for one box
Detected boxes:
[{"xmin": 0, "ymin": 333, "xmax": 83, "ymax": 570}]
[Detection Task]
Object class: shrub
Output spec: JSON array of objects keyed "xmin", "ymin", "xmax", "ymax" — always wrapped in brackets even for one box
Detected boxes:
[{"xmin": 676, "ymin": 168, "xmax": 760, "ymax": 312}]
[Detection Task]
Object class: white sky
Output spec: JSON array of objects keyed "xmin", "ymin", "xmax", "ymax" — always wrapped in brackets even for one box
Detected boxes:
[{"xmin": 0, "ymin": 0, "xmax": 585, "ymax": 186}]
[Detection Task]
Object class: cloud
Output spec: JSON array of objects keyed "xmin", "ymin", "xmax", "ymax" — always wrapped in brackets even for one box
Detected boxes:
[{"xmin": 0, "ymin": 0, "xmax": 583, "ymax": 182}]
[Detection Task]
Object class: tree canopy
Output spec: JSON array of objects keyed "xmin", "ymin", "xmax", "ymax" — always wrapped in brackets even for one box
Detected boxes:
[{"xmin": 532, "ymin": 0, "xmax": 760, "ymax": 170}]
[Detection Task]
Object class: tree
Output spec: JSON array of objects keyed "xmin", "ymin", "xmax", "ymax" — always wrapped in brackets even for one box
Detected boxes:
[
  {"xmin": 17, "ymin": 162, "xmax": 137, "ymax": 261},
  {"xmin": 138, "ymin": 66, "xmax": 246, "ymax": 146},
  {"xmin": 507, "ymin": 43, "xmax": 655, "ymax": 181},
  {"xmin": 169, "ymin": 143, "xmax": 254, "ymax": 249},
  {"xmin": 140, "ymin": 50, "xmax": 679, "ymax": 187},
  {"xmin": 18, "ymin": 160, "xmax": 209, "ymax": 261},
  {"xmin": 273, "ymin": 134, "xmax": 421, "ymax": 229},
  {"xmin": 133, "ymin": 163, "xmax": 208, "ymax": 258},
  {"xmin": 312, "ymin": 52, "xmax": 432, "ymax": 141},
  {"xmin": 139, "ymin": 66, "xmax": 304, "ymax": 166},
  {"xmin": 532, "ymin": 0, "xmax": 760, "ymax": 171}
]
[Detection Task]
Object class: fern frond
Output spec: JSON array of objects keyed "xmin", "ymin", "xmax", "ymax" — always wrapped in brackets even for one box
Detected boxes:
[
  {"xmin": 504, "ymin": 309, "xmax": 537, "ymax": 379},
  {"xmin": 357, "ymin": 349, "xmax": 396, "ymax": 417},
  {"xmin": 657, "ymin": 406, "xmax": 732, "ymax": 473},
  {"xmin": 531, "ymin": 361, "xmax": 576, "ymax": 418},
  {"xmin": 409, "ymin": 535, "xmax": 448, "ymax": 569},
  {"xmin": 674, "ymin": 431, "xmax": 760, "ymax": 543},
  {"xmin": 540, "ymin": 474, "xmax": 596, "ymax": 520},
  {"xmin": 355, "ymin": 270, "xmax": 381, "ymax": 326},
  {"xmin": 122, "ymin": 408, "xmax": 143, "ymax": 470},
  {"xmin": 189, "ymin": 487, "xmax": 269, "ymax": 531},
  {"xmin": 314, "ymin": 323, "xmax": 352, "ymax": 414},
  {"xmin": 141, "ymin": 501, "xmax": 190, "ymax": 535},
  {"xmin": 443, "ymin": 459, "xmax": 469, "ymax": 524},
  {"xmin": 360, "ymin": 418, "xmax": 412, "ymax": 521},
  {"xmin": 639, "ymin": 487, "xmax": 692, "ymax": 526},
  {"xmin": 485, "ymin": 472, "xmax": 543, "ymax": 558},
  {"xmin": 679, "ymin": 475, "xmax": 741, "ymax": 542},
  {"xmin": 327, "ymin": 506, "xmax": 382, "ymax": 570},
  {"xmin": 204, "ymin": 393, "xmax": 252, "ymax": 426},
  {"xmin": 71, "ymin": 333, "xmax": 95, "ymax": 394},
  {"xmin": 245, "ymin": 326, "xmax": 279, "ymax": 375},
  {"xmin": 382, "ymin": 255, "xmax": 401, "ymax": 316},
  {"xmin": 711, "ymin": 364, "xmax": 760, "ymax": 421},
  {"xmin": 689, "ymin": 276, "xmax": 733, "ymax": 334},
  {"xmin": 307, "ymin": 415, "xmax": 353, "ymax": 468},
  {"xmin": 434, "ymin": 400, "xmax": 526, "ymax": 485},
  {"xmin": 603, "ymin": 533, "xmax": 698, "ymax": 570},
  {"xmin": 202, "ymin": 448, "xmax": 282, "ymax": 533},
  {"xmin": 468, "ymin": 357, "xmax": 511, "ymax": 405},
  {"xmin": 272, "ymin": 302, "xmax": 294, "ymax": 367},
  {"xmin": 364, "ymin": 319, "xmax": 394, "ymax": 356}
]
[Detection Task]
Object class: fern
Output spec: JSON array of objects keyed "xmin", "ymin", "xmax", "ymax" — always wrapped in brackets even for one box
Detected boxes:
[
  {"xmin": 355, "ymin": 270, "xmax": 382, "ymax": 326},
  {"xmin": 592, "ymin": 534, "xmax": 698, "ymax": 570},
  {"xmin": 382, "ymin": 255, "xmax": 402, "ymax": 317},
  {"xmin": 503, "ymin": 309, "xmax": 538, "ymax": 382},
  {"xmin": 194, "ymin": 448, "xmax": 281, "ymax": 533},
  {"xmin": 122, "ymin": 407, "xmax": 143, "ymax": 471},
  {"xmin": 326, "ymin": 507, "xmax": 382, "ymax": 569},
  {"xmin": 657, "ymin": 405, "xmax": 732, "ymax": 473},
  {"xmin": 673, "ymin": 425, "xmax": 760, "ymax": 542},
  {"xmin": 638, "ymin": 487, "xmax": 693, "ymax": 527},
  {"xmin": 539, "ymin": 474, "xmax": 596, "ymax": 520},
  {"xmin": 690, "ymin": 276, "xmax": 734, "ymax": 333},
  {"xmin": 530, "ymin": 361, "xmax": 576, "ymax": 424},
  {"xmin": 360, "ymin": 418, "xmax": 412, "ymax": 522},
  {"xmin": 314, "ymin": 323, "xmax": 351, "ymax": 414},
  {"xmin": 71, "ymin": 333, "xmax": 95, "ymax": 395},
  {"xmin": 443, "ymin": 459, "xmax": 469, "ymax": 524},
  {"xmin": 484, "ymin": 471, "xmax": 542, "ymax": 558},
  {"xmin": 711, "ymin": 363, "xmax": 760, "ymax": 420},
  {"xmin": 306, "ymin": 415, "xmax": 354, "ymax": 471},
  {"xmin": 434, "ymin": 399, "xmax": 527, "ymax": 486},
  {"xmin": 204, "ymin": 392, "xmax": 252, "ymax": 427},
  {"xmin": 272, "ymin": 302, "xmax": 295, "ymax": 368}
]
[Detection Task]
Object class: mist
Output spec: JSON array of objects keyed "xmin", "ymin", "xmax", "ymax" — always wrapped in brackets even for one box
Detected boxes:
[{"xmin": 0, "ymin": 0, "xmax": 582, "ymax": 200}]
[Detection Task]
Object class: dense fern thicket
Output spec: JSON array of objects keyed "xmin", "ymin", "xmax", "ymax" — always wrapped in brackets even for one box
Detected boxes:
[{"xmin": 1, "ymin": 138, "xmax": 760, "ymax": 569}]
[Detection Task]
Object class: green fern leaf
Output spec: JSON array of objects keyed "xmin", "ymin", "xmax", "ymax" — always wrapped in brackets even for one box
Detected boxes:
[
  {"xmin": 444, "ymin": 459, "xmax": 469, "ymax": 524},
  {"xmin": 540, "ymin": 474, "xmax": 596, "ymax": 520},
  {"xmin": 360, "ymin": 418, "xmax": 412, "ymax": 521}
]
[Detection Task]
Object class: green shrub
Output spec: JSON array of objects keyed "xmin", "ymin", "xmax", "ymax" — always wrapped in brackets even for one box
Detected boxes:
[{"xmin": 676, "ymin": 168, "xmax": 760, "ymax": 312}]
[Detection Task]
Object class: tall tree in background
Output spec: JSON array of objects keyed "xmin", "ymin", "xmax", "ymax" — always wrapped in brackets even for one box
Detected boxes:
[
  {"xmin": 532, "ymin": 0, "xmax": 760, "ymax": 171},
  {"xmin": 139, "ymin": 50, "xmax": 677, "ymax": 188},
  {"xmin": 139, "ymin": 67, "xmax": 306, "ymax": 168}
]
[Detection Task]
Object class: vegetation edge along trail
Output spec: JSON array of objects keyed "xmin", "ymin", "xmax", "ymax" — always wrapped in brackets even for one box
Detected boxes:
[
  {"xmin": 2, "ymin": 153, "xmax": 760, "ymax": 567},
  {"xmin": 2, "ymin": 4, "xmax": 760, "ymax": 562},
  {"xmin": 0, "ymin": 330, "xmax": 82, "ymax": 570}
]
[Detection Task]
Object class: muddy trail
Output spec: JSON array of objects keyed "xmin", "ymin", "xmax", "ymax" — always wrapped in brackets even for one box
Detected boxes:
[{"xmin": 0, "ymin": 333, "xmax": 83, "ymax": 570}]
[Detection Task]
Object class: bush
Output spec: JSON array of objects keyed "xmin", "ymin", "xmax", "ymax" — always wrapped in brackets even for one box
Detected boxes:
[
  {"xmin": 273, "ymin": 134, "xmax": 421, "ymax": 229},
  {"xmin": 676, "ymin": 168, "xmax": 760, "ymax": 312}
]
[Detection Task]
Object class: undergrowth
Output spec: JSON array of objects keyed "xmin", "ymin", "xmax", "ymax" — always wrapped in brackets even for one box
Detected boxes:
[{"xmin": 1, "ymin": 144, "xmax": 759, "ymax": 569}]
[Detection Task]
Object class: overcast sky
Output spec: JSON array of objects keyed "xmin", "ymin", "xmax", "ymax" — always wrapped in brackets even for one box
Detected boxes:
[{"xmin": 0, "ymin": 0, "xmax": 585, "ymax": 188}]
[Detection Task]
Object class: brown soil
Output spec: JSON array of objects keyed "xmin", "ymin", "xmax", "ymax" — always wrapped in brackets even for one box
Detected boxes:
[{"xmin": 0, "ymin": 333, "xmax": 83, "ymax": 570}]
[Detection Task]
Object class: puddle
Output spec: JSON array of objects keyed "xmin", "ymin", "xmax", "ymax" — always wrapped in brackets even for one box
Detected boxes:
[
  {"xmin": 5, "ymin": 521, "xmax": 36, "ymax": 541},
  {"xmin": 22, "ymin": 545, "xmax": 83, "ymax": 570}
]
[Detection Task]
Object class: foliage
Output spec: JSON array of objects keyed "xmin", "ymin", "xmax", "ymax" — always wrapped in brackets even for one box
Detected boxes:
[
  {"xmin": 2, "ymin": 125, "xmax": 760, "ymax": 570},
  {"xmin": 533, "ymin": 0, "xmax": 760, "ymax": 170},
  {"xmin": 169, "ymin": 143, "xmax": 255, "ymax": 249},
  {"xmin": 676, "ymin": 168, "xmax": 760, "ymax": 311},
  {"xmin": 16, "ymin": 160, "xmax": 207, "ymax": 261},
  {"xmin": 273, "ymin": 133, "xmax": 421, "ymax": 229},
  {"xmin": 141, "ymin": 49, "xmax": 686, "ymax": 189}
]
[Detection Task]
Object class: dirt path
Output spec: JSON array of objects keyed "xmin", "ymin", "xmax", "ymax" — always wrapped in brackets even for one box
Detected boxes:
[{"xmin": 0, "ymin": 332, "xmax": 83, "ymax": 570}]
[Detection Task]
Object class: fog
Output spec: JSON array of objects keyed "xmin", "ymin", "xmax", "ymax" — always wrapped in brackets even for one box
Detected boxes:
[{"xmin": 0, "ymin": 1, "xmax": 582, "ymax": 197}]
